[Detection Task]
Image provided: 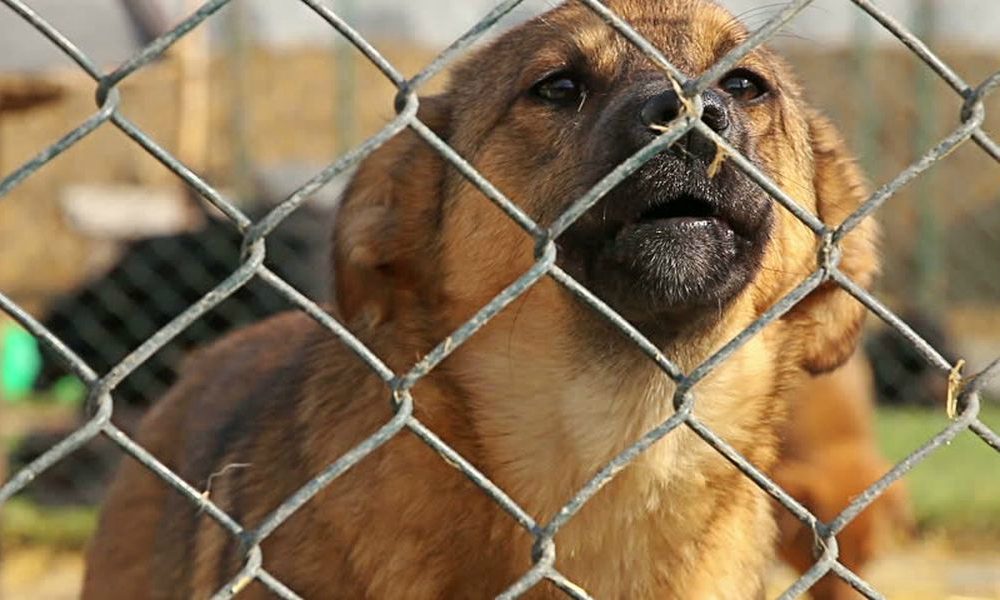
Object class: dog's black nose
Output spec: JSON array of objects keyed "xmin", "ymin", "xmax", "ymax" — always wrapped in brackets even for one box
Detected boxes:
[
  {"xmin": 639, "ymin": 88, "xmax": 730, "ymax": 161},
  {"xmin": 640, "ymin": 89, "xmax": 683, "ymax": 129},
  {"xmin": 640, "ymin": 89, "xmax": 730, "ymax": 132}
]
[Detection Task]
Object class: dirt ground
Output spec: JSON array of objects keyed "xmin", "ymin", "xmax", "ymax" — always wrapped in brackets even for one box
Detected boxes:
[
  {"xmin": 2, "ymin": 539, "xmax": 999, "ymax": 599},
  {"xmin": 2, "ymin": 548, "xmax": 83, "ymax": 600},
  {"xmin": 768, "ymin": 539, "xmax": 1000, "ymax": 599}
]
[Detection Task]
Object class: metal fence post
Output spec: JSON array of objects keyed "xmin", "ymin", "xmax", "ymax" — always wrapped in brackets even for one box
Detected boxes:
[
  {"xmin": 913, "ymin": 0, "xmax": 941, "ymax": 311},
  {"xmin": 223, "ymin": 0, "xmax": 253, "ymax": 204},
  {"xmin": 334, "ymin": 0, "xmax": 358, "ymax": 156}
]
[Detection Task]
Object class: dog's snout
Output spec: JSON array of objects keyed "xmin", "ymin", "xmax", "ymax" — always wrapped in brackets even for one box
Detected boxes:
[
  {"xmin": 639, "ymin": 89, "xmax": 730, "ymax": 134},
  {"xmin": 635, "ymin": 88, "xmax": 730, "ymax": 162}
]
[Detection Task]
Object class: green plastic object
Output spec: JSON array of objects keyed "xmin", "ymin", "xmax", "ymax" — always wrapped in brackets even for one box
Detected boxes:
[
  {"xmin": 1, "ymin": 322, "xmax": 42, "ymax": 402},
  {"xmin": 53, "ymin": 375, "xmax": 87, "ymax": 407}
]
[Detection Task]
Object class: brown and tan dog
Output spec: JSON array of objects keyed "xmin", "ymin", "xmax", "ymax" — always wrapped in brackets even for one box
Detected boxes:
[
  {"xmin": 83, "ymin": 1, "xmax": 878, "ymax": 598},
  {"xmin": 773, "ymin": 351, "xmax": 913, "ymax": 600}
]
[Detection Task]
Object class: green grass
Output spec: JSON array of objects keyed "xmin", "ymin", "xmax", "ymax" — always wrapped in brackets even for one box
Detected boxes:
[
  {"xmin": 1, "ymin": 499, "xmax": 98, "ymax": 549},
  {"xmin": 1, "ymin": 400, "xmax": 96, "ymax": 549},
  {"xmin": 875, "ymin": 400, "xmax": 1000, "ymax": 538}
]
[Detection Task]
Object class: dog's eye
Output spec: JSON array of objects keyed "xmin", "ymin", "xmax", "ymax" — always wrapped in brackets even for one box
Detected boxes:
[
  {"xmin": 719, "ymin": 69, "xmax": 769, "ymax": 102},
  {"xmin": 532, "ymin": 72, "xmax": 586, "ymax": 105}
]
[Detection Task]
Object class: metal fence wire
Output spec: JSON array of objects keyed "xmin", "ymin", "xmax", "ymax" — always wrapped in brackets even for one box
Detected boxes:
[{"xmin": 0, "ymin": 0, "xmax": 998, "ymax": 598}]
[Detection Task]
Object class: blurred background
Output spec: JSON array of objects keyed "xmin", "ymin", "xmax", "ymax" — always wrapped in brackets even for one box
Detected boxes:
[{"xmin": 0, "ymin": 1, "xmax": 997, "ymax": 598}]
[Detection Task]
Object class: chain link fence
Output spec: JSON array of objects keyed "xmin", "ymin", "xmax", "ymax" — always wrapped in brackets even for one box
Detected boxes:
[{"xmin": 0, "ymin": 0, "xmax": 998, "ymax": 598}]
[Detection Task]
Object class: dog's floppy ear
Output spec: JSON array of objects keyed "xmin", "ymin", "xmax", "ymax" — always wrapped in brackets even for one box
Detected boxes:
[
  {"xmin": 787, "ymin": 110, "xmax": 879, "ymax": 374},
  {"xmin": 332, "ymin": 96, "xmax": 452, "ymax": 325}
]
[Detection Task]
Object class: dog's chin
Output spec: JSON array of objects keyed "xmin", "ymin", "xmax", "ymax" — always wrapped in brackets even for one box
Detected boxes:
[
  {"xmin": 593, "ymin": 216, "xmax": 756, "ymax": 324},
  {"xmin": 558, "ymin": 187, "xmax": 772, "ymax": 339}
]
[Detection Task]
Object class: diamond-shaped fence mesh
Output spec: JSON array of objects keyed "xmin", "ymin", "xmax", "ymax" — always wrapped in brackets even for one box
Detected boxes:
[{"xmin": 0, "ymin": 1, "xmax": 998, "ymax": 598}]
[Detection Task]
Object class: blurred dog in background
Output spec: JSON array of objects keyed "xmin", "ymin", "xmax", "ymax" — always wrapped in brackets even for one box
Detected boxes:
[{"xmin": 774, "ymin": 351, "xmax": 915, "ymax": 599}]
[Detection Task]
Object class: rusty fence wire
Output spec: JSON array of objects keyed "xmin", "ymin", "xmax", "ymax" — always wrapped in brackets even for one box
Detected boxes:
[{"xmin": 1, "ymin": 0, "xmax": 998, "ymax": 598}]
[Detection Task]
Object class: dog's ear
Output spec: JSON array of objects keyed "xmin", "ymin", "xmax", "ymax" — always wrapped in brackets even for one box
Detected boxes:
[
  {"xmin": 332, "ymin": 96, "xmax": 452, "ymax": 325},
  {"xmin": 787, "ymin": 110, "xmax": 880, "ymax": 374}
]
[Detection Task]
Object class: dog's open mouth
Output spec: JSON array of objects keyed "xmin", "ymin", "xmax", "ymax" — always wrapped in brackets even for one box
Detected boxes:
[
  {"xmin": 613, "ymin": 192, "xmax": 739, "ymax": 253},
  {"xmin": 612, "ymin": 192, "xmax": 737, "ymax": 263},
  {"xmin": 636, "ymin": 194, "xmax": 717, "ymax": 224},
  {"xmin": 557, "ymin": 181, "xmax": 772, "ymax": 324},
  {"xmin": 556, "ymin": 160, "xmax": 774, "ymax": 326}
]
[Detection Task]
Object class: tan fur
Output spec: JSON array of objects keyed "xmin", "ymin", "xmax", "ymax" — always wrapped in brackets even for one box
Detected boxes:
[
  {"xmin": 773, "ymin": 352, "xmax": 914, "ymax": 600},
  {"xmin": 84, "ymin": 1, "xmax": 878, "ymax": 598}
]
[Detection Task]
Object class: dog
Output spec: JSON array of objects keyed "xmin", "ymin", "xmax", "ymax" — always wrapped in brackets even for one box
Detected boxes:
[
  {"xmin": 773, "ymin": 351, "xmax": 913, "ymax": 600},
  {"xmin": 83, "ymin": 1, "xmax": 878, "ymax": 597},
  {"xmin": 865, "ymin": 308, "xmax": 955, "ymax": 407}
]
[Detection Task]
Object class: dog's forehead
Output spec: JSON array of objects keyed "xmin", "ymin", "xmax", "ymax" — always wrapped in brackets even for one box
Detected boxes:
[{"xmin": 542, "ymin": 0, "xmax": 749, "ymax": 76}]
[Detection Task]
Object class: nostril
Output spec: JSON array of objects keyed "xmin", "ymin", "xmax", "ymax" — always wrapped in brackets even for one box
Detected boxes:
[
  {"xmin": 640, "ymin": 90, "xmax": 682, "ymax": 129},
  {"xmin": 702, "ymin": 105, "xmax": 729, "ymax": 132},
  {"xmin": 701, "ymin": 92, "xmax": 730, "ymax": 133}
]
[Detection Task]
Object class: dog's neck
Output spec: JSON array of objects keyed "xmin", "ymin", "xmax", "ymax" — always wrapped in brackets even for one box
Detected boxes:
[
  {"xmin": 431, "ymin": 291, "xmax": 782, "ymax": 518},
  {"xmin": 423, "ymin": 298, "xmax": 783, "ymax": 597},
  {"xmin": 321, "ymin": 288, "xmax": 786, "ymax": 596}
]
